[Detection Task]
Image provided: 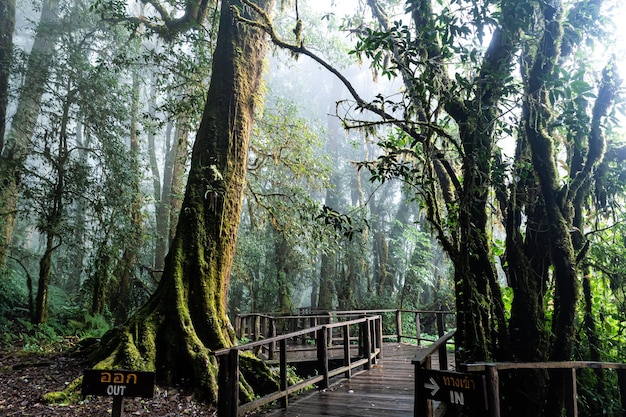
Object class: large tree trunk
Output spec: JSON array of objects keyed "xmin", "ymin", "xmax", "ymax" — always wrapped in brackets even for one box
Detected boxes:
[
  {"xmin": 0, "ymin": 0, "xmax": 60, "ymax": 267},
  {"xmin": 522, "ymin": 4, "xmax": 575, "ymax": 416},
  {"xmin": 503, "ymin": 130, "xmax": 551, "ymax": 415},
  {"xmin": 91, "ymin": 0, "xmax": 275, "ymax": 402}
]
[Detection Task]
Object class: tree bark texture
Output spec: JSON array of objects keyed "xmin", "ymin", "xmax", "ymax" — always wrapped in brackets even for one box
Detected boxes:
[
  {"xmin": 168, "ymin": 123, "xmax": 189, "ymax": 244},
  {"xmin": 92, "ymin": 0, "xmax": 275, "ymax": 403}
]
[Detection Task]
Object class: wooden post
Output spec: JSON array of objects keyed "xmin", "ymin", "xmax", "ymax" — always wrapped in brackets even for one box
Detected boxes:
[
  {"xmin": 485, "ymin": 364, "xmax": 500, "ymax": 417},
  {"xmin": 317, "ymin": 326, "xmax": 329, "ymax": 389},
  {"xmin": 218, "ymin": 349, "xmax": 240, "ymax": 417},
  {"xmin": 234, "ymin": 315, "xmax": 242, "ymax": 339},
  {"xmin": 268, "ymin": 318, "xmax": 276, "ymax": 361},
  {"xmin": 377, "ymin": 316, "xmax": 384, "ymax": 360},
  {"xmin": 280, "ymin": 339, "xmax": 288, "ymax": 409},
  {"xmin": 343, "ymin": 324, "xmax": 352, "ymax": 379},
  {"xmin": 112, "ymin": 397, "xmax": 123, "ymax": 417},
  {"xmin": 396, "ymin": 309, "xmax": 403, "ymax": 343},
  {"xmin": 361, "ymin": 319, "xmax": 372, "ymax": 370},
  {"xmin": 414, "ymin": 357, "xmax": 433, "ymax": 417},
  {"xmin": 564, "ymin": 368, "xmax": 578, "ymax": 417},
  {"xmin": 617, "ymin": 369, "xmax": 626, "ymax": 416},
  {"xmin": 254, "ymin": 315, "xmax": 261, "ymax": 341},
  {"xmin": 436, "ymin": 313, "xmax": 447, "ymax": 370},
  {"xmin": 327, "ymin": 312, "xmax": 334, "ymax": 345},
  {"xmin": 369, "ymin": 319, "xmax": 377, "ymax": 363},
  {"xmin": 436, "ymin": 312, "xmax": 445, "ymax": 338},
  {"xmin": 261, "ymin": 316, "xmax": 269, "ymax": 338},
  {"xmin": 358, "ymin": 318, "xmax": 364, "ymax": 357},
  {"xmin": 437, "ymin": 343, "xmax": 448, "ymax": 371},
  {"xmin": 415, "ymin": 312, "xmax": 422, "ymax": 346}
]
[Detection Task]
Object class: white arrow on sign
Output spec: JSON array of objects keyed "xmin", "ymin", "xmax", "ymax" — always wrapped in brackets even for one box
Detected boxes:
[{"xmin": 424, "ymin": 377, "xmax": 440, "ymax": 396}]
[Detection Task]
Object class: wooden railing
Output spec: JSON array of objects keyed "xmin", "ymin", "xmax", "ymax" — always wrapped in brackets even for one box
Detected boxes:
[
  {"xmin": 234, "ymin": 309, "xmax": 454, "ymax": 347},
  {"xmin": 411, "ymin": 330, "xmax": 626, "ymax": 417},
  {"xmin": 464, "ymin": 361, "xmax": 626, "ymax": 417},
  {"xmin": 214, "ymin": 315, "xmax": 383, "ymax": 417},
  {"xmin": 412, "ymin": 330, "xmax": 456, "ymax": 417}
]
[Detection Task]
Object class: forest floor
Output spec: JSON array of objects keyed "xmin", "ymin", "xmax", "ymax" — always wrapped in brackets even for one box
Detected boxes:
[{"xmin": 0, "ymin": 347, "xmax": 217, "ymax": 416}]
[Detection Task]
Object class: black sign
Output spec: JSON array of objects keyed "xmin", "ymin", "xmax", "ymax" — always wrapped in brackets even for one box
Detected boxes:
[
  {"xmin": 82, "ymin": 369, "xmax": 155, "ymax": 398},
  {"xmin": 415, "ymin": 369, "xmax": 486, "ymax": 413}
]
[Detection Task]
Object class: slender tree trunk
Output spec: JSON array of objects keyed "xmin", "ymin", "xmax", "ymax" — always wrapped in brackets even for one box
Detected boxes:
[
  {"xmin": 0, "ymin": 0, "xmax": 15, "ymax": 151},
  {"xmin": 387, "ymin": 196, "xmax": 412, "ymax": 295},
  {"xmin": 168, "ymin": 122, "xmax": 188, "ymax": 244},
  {"xmin": 274, "ymin": 231, "xmax": 294, "ymax": 313},
  {"xmin": 111, "ymin": 70, "xmax": 143, "ymax": 324},
  {"xmin": 35, "ymin": 235, "xmax": 53, "ymax": 323},
  {"xmin": 318, "ymin": 250, "xmax": 336, "ymax": 310},
  {"xmin": 92, "ymin": 0, "xmax": 276, "ymax": 402},
  {"xmin": 66, "ymin": 122, "xmax": 88, "ymax": 294},
  {"xmin": 153, "ymin": 121, "xmax": 171, "ymax": 275},
  {"xmin": 146, "ymin": 78, "xmax": 167, "ymax": 276},
  {"xmin": 90, "ymin": 247, "xmax": 111, "ymax": 316},
  {"xmin": 319, "ymin": 185, "xmax": 338, "ymax": 310},
  {"xmin": 0, "ymin": 0, "xmax": 60, "ymax": 266},
  {"xmin": 33, "ymin": 84, "xmax": 70, "ymax": 324},
  {"xmin": 370, "ymin": 187, "xmax": 393, "ymax": 298},
  {"xmin": 318, "ymin": 111, "xmax": 342, "ymax": 310}
]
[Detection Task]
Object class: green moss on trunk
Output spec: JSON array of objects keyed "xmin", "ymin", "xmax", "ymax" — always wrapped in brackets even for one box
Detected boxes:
[{"xmin": 46, "ymin": 0, "xmax": 279, "ymax": 407}]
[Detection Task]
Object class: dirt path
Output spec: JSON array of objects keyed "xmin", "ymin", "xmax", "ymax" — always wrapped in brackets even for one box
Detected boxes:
[{"xmin": 0, "ymin": 349, "xmax": 216, "ymax": 416}]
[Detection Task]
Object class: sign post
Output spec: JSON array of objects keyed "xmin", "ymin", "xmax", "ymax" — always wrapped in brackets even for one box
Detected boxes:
[
  {"xmin": 82, "ymin": 369, "xmax": 155, "ymax": 417},
  {"xmin": 415, "ymin": 368, "xmax": 487, "ymax": 416}
]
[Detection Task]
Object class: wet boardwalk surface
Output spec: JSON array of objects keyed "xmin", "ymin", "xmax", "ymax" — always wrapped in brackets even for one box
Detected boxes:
[{"xmin": 251, "ymin": 343, "xmax": 446, "ymax": 417}]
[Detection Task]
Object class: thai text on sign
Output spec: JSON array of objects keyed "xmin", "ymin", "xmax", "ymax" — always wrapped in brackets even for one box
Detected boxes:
[{"xmin": 82, "ymin": 369, "xmax": 155, "ymax": 398}]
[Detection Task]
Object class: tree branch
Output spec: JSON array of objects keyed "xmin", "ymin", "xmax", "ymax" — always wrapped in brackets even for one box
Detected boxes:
[
  {"xmin": 235, "ymin": 0, "xmax": 425, "ymax": 143},
  {"xmin": 568, "ymin": 58, "xmax": 620, "ymax": 201}
]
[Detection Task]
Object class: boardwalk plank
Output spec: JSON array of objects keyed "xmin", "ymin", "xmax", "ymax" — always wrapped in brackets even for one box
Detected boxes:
[{"xmin": 249, "ymin": 343, "xmax": 446, "ymax": 417}]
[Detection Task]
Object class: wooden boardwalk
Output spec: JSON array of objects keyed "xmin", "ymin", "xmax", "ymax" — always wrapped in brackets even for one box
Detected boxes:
[{"xmin": 250, "ymin": 342, "xmax": 448, "ymax": 417}]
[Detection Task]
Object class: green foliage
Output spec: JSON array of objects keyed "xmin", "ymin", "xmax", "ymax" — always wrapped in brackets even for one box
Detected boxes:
[
  {"xmin": 0, "ymin": 266, "xmax": 111, "ymax": 350},
  {"xmin": 0, "ymin": 270, "xmax": 28, "ymax": 317}
]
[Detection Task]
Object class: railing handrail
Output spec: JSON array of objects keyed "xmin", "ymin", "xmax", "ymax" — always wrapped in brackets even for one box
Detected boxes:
[
  {"xmin": 215, "ymin": 314, "xmax": 384, "ymax": 417},
  {"xmin": 412, "ymin": 330, "xmax": 456, "ymax": 366},
  {"xmin": 413, "ymin": 341, "xmax": 626, "ymax": 417},
  {"xmin": 465, "ymin": 360, "xmax": 626, "ymax": 371},
  {"xmin": 234, "ymin": 309, "xmax": 455, "ymax": 348},
  {"xmin": 236, "ymin": 308, "xmax": 454, "ymax": 318},
  {"xmin": 214, "ymin": 315, "xmax": 381, "ymax": 356}
]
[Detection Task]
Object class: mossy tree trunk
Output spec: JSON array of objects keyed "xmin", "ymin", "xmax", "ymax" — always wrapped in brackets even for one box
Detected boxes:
[
  {"xmin": 92, "ymin": 0, "xmax": 275, "ymax": 402},
  {"xmin": 331, "ymin": 1, "xmax": 617, "ymax": 415},
  {"xmin": 522, "ymin": 3, "xmax": 618, "ymax": 414},
  {"xmin": 406, "ymin": 0, "xmax": 525, "ymax": 365}
]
